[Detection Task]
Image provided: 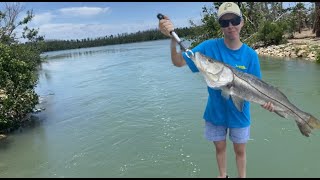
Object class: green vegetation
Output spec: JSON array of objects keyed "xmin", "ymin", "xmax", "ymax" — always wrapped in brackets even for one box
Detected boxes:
[
  {"xmin": 185, "ymin": 2, "xmax": 318, "ymax": 48},
  {"xmin": 316, "ymin": 50, "xmax": 320, "ymax": 63},
  {"xmin": 27, "ymin": 27, "xmax": 192, "ymax": 52},
  {"xmin": 0, "ymin": 3, "xmax": 44, "ymax": 133},
  {"xmin": 257, "ymin": 21, "xmax": 287, "ymax": 46}
]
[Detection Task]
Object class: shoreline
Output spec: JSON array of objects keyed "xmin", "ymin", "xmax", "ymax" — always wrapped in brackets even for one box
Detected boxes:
[{"xmin": 255, "ymin": 30, "xmax": 319, "ymax": 62}]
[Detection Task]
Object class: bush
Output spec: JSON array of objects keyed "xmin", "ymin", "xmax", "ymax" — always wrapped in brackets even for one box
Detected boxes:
[
  {"xmin": 257, "ymin": 21, "xmax": 286, "ymax": 46},
  {"xmin": 0, "ymin": 43, "xmax": 41, "ymax": 133},
  {"xmin": 316, "ymin": 50, "xmax": 320, "ymax": 63}
]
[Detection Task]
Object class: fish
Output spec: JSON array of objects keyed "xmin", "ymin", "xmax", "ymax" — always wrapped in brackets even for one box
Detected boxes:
[{"xmin": 190, "ymin": 52, "xmax": 320, "ymax": 137}]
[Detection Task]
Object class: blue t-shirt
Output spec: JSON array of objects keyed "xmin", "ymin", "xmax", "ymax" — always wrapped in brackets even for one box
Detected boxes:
[{"xmin": 182, "ymin": 38, "xmax": 262, "ymax": 128}]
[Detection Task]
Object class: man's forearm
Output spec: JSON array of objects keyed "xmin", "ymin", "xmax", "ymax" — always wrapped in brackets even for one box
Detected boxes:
[{"xmin": 170, "ymin": 39, "xmax": 186, "ymax": 67}]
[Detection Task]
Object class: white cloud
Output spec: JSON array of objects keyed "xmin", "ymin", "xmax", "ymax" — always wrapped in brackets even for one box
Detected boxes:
[
  {"xmin": 32, "ymin": 12, "xmax": 56, "ymax": 25},
  {"xmin": 58, "ymin": 7, "xmax": 110, "ymax": 17},
  {"xmin": 37, "ymin": 22, "xmax": 159, "ymax": 40},
  {"xmin": 15, "ymin": 5, "xmax": 200, "ymax": 42}
]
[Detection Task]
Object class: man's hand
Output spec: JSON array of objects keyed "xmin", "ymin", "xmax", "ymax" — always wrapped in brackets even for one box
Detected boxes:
[
  {"xmin": 158, "ymin": 15, "xmax": 174, "ymax": 37},
  {"xmin": 261, "ymin": 102, "xmax": 274, "ymax": 112}
]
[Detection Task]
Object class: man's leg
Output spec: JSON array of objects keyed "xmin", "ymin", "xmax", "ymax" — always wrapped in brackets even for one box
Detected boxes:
[
  {"xmin": 214, "ymin": 140, "xmax": 227, "ymax": 178},
  {"xmin": 233, "ymin": 143, "xmax": 246, "ymax": 178},
  {"xmin": 204, "ymin": 121, "xmax": 228, "ymax": 178},
  {"xmin": 229, "ymin": 126, "xmax": 250, "ymax": 178}
]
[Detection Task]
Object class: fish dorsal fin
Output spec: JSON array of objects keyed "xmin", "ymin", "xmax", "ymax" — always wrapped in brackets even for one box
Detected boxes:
[{"xmin": 231, "ymin": 95, "xmax": 244, "ymax": 112}]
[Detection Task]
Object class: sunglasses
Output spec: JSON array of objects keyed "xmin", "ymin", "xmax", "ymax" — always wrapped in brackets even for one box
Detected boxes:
[{"xmin": 218, "ymin": 16, "xmax": 241, "ymax": 28}]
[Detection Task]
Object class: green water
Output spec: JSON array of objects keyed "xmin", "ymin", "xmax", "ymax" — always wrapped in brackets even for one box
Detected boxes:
[{"xmin": 0, "ymin": 39, "xmax": 320, "ymax": 178}]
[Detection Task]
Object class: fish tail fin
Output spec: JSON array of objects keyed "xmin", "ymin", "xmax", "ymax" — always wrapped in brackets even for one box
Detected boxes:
[
  {"xmin": 307, "ymin": 115, "xmax": 320, "ymax": 129},
  {"xmin": 296, "ymin": 115, "xmax": 320, "ymax": 137}
]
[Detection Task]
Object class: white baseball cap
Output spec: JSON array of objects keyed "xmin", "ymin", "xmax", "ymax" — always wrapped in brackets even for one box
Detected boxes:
[{"xmin": 217, "ymin": 2, "xmax": 242, "ymax": 20}]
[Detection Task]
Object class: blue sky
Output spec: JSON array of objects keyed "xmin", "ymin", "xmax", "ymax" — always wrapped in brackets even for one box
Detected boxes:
[
  {"xmin": 2, "ymin": 2, "xmax": 310, "ymax": 41},
  {"xmin": 10, "ymin": 2, "xmax": 213, "ymax": 41}
]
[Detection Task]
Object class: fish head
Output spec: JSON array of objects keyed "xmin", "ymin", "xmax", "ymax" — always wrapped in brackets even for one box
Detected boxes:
[{"xmin": 194, "ymin": 52, "xmax": 233, "ymax": 88}]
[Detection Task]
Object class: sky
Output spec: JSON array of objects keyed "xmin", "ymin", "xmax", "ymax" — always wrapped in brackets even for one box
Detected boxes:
[
  {"xmin": 4, "ymin": 2, "xmax": 214, "ymax": 41},
  {"xmin": 0, "ymin": 2, "xmax": 311, "ymax": 42}
]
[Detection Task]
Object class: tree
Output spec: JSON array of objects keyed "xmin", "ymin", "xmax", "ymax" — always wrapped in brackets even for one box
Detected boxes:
[
  {"xmin": 313, "ymin": 2, "xmax": 320, "ymax": 37},
  {"xmin": 185, "ymin": 2, "xmax": 223, "ymax": 48},
  {"xmin": 292, "ymin": 3, "xmax": 307, "ymax": 33},
  {"xmin": 0, "ymin": 2, "xmax": 44, "ymax": 44}
]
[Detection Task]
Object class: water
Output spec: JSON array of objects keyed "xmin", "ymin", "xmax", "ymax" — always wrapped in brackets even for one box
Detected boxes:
[{"xmin": 1, "ymin": 39, "xmax": 320, "ymax": 178}]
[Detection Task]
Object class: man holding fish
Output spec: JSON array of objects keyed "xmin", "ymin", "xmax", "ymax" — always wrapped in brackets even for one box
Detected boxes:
[{"xmin": 158, "ymin": 2, "xmax": 274, "ymax": 178}]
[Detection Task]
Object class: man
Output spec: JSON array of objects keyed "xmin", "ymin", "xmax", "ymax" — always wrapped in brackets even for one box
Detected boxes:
[{"xmin": 158, "ymin": 2, "xmax": 274, "ymax": 178}]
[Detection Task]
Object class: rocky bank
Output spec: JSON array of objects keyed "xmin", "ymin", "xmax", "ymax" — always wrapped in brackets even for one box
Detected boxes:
[{"xmin": 254, "ymin": 30, "xmax": 320, "ymax": 62}]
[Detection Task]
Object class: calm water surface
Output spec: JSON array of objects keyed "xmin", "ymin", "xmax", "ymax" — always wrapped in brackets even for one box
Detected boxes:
[{"xmin": 1, "ymin": 39, "xmax": 320, "ymax": 178}]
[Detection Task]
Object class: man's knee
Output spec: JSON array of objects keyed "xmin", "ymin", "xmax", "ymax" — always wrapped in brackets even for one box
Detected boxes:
[
  {"xmin": 233, "ymin": 143, "xmax": 246, "ymax": 157},
  {"xmin": 214, "ymin": 141, "xmax": 226, "ymax": 153}
]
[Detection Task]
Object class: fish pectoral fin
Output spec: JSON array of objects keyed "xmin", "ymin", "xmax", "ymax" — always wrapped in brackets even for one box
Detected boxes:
[
  {"xmin": 221, "ymin": 90, "xmax": 230, "ymax": 100},
  {"xmin": 274, "ymin": 110, "xmax": 288, "ymax": 119},
  {"xmin": 231, "ymin": 95, "xmax": 244, "ymax": 112}
]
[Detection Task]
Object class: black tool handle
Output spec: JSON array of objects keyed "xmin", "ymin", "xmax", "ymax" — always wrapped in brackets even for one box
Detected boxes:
[
  {"xmin": 156, "ymin": 13, "xmax": 187, "ymax": 52},
  {"xmin": 157, "ymin": 13, "xmax": 173, "ymax": 36},
  {"xmin": 157, "ymin": 13, "xmax": 165, "ymax": 21}
]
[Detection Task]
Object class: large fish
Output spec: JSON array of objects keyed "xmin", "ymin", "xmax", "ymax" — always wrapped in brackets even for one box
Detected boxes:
[{"xmin": 191, "ymin": 52, "xmax": 320, "ymax": 137}]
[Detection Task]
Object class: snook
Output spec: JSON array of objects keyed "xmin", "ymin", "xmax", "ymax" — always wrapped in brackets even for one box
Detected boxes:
[{"xmin": 191, "ymin": 52, "xmax": 320, "ymax": 137}]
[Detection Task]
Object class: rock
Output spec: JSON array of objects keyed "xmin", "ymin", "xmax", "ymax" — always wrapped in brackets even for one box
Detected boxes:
[
  {"xmin": 297, "ymin": 50, "xmax": 307, "ymax": 57},
  {"xmin": 284, "ymin": 47, "xmax": 291, "ymax": 51},
  {"xmin": 299, "ymin": 45, "xmax": 308, "ymax": 49},
  {"xmin": 33, "ymin": 107, "xmax": 45, "ymax": 113},
  {"xmin": 0, "ymin": 134, "xmax": 7, "ymax": 140},
  {"xmin": 307, "ymin": 52, "xmax": 316, "ymax": 58},
  {"xmin": 254, "ymin": 37, "xmax": 319, "ymax": 61},
  {"xmin": 284, "ymin": 51, "xmax": 291, "ymax": 57}
]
